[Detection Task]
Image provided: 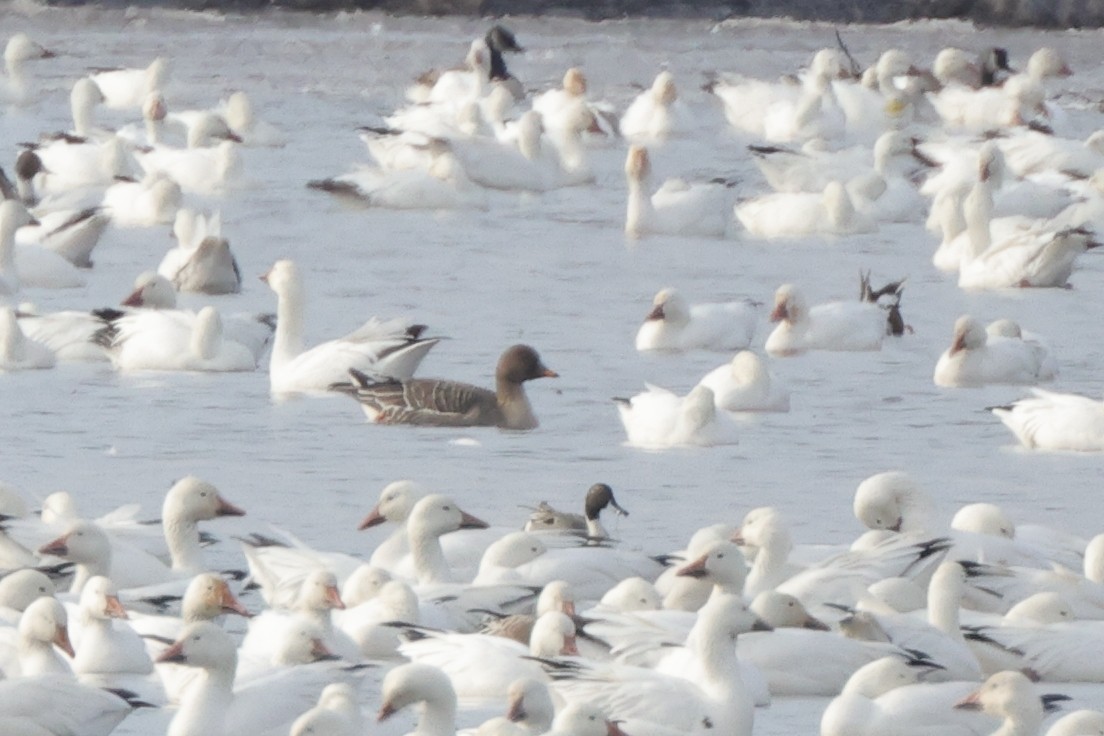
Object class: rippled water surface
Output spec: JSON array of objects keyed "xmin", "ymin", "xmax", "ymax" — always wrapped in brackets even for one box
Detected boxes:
[{"xmin": 3, "ymin": 4, "xmax": 1104, "ymax": 732}]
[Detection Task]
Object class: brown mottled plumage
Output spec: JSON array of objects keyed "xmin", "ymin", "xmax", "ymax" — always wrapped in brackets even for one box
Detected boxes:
[{"xmin": 331, "ymin": 344, "xmax": 557, "ymax": 430}]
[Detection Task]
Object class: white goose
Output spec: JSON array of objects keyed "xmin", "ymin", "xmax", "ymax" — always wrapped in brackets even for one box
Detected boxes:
[
  {"xmin": 101, "ymin": 170, "xmax": 182, "ymax": 227},
  {"xmin": 290, "ymin": 682, "xmax": 364, "ymax": 736},
  {"xmin": 1047, "ymin": 710, "xmax": 1104, "ymax": 736},
  {"xmin": 531, "ymin": 67, "xmax": 617, "ymax": 139},
  {"xmin": 751, "ymin": 131, "xmax": 929, "ymax": 194},
  {"xmin": 990, "ymin": 389, "xmax": 1104, "ymax": 452},
  {"xmin": 735, "ymin": 180, "xmax": 873, "ymax": 239},
  {"xmin": 1, "ymin": 200, "xmax": 86, "ymax": 293},
  {"xmin": 70, "ymin": 575, "xmax": 153, "ymax": 681},
  {"xmin": 0, "ymin": 674, "xmax": 137, "ymax": 736},
  {"xmin": 261, "ymin": 259, "xmax": 439, "ymax": 394},
  {"xmin": 89, "ymin": 57, "xmax": 169, "ymax": 110},
  {"xmin": 2, "ymin": 596, "xmax": 73, "ymax": 678},
  {"xmin": 158, "ymin": 621, "xmax": 351, "ymax": 736},
  {"xmin": 619, "ymin": 71, "xmax": 688, "ymax": 141},
  {"xmin": 219, "ymin": 91, "xmax": 286, "ymax": 148},
  {"xmin": 136, "ymin": 140, "xmax": 242, "ymax": 195},
  {"xmin": 634, "ymin": 287, "xmax": 757, "ymax": 352},
  {"xmin": 399, "ymin": 610, "xmax": 577, "ymax": 703},
  {"xmin": 696, "ymin": 351, "xmax": 790, "ymax": 412},
  {"xmin": 764, "ymin": 283, "xmax": 887, "ymax": 356},
  {"xmin": 614, "ymin": 384, "xmax": 736, "ymax": 449},
  {"xmin": 98, "ymin": 305, "xmax": 257, "ymax": 372},
  {"xmin": 158, "ymin": 209, "xmax": 242, "ymax": 295},
  {"xmin": 549, "ymin": 596, "xmax": 762, "ymax": 736},
  {"xmin": 113, "ymin": 271, "xmax": 274, "ymax": 361},
  {"xmin": 376, "ymin": 662, "xmax": 458, "ymax": 736},
  {"xmin": 624, "ymin": 145, "xmax": 732, "ymax": 239},
  {"xmin": 0, "ymin": 306, "xmax": 55, "ymax": 371},
  {"xmin": 465, "ymin": 678, "xmax": 554, "ymax": 736},
  {"xmin": 2, "ymin": 33, "xmax": 53, "ymax": 105},
  {"xmin": 933, "ymin": 315, "xmax": 1055, "ymax": 387}
]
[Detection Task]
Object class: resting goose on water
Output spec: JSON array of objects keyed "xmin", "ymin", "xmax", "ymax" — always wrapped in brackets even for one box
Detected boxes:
[{"xmin": 331, "ymin": 344, "xmax": 557, "ymax": 429}]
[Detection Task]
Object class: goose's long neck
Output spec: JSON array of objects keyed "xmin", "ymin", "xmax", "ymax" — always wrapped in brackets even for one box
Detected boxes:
[
  {"xmin": 0, "ymin": 217, "xmax": 20, "ymax": 291},
  {"xmin": 72, "ymin": 98, "xmax": 94, "ymax": 138},
  {"xmin": 409, "ymin": 526, "xmax": 451, "ymax": 585},
  {"xmin": 71, "ymin": 558, "xmax": 109, "ymax": 596},
  {"xmin": 19, "ymin": 636, "xmax": 68, "ymax": 676},
  {"xmin": 494, "ymin": 379, "xmax": 537, "ymax": 430},
  {"xmin": 928, "ymin": 570, "xmax": 963, "ymax": 638},
  {"xmin": 747, "ymin": 536, "xmax": 790, "ymax": 598},
  {"xmin": 418, "ymin": 692, "xmax": 458, "ymax": 736},
  {"xmin": 626, "ymin": 174, "xmax": 654, "ymax": 237},
  {"xmin": 271, "ymin": 281, "xmax": 305, "ymax": 373},
  {"xmin": 169, "ymin": 667, "xmax": 234, "ymax": 736},
  {"xmin": 994, "ymin": 705, "xmax": 1043, "ymax": 736},
  {"xmin": 370, "ymin": 525, "xmax": 410, "ymax": 569},
  {"xmin": 964, "ymin": 180, "xmax": 993, "ymax": 258},
  {"xmin": 164, "ymin": 512, "xmax": 204, "ymax": 574}
]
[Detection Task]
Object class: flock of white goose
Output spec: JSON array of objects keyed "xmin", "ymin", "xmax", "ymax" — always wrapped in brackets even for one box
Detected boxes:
[{"xmin": 3, "ymin": 14, "xmax": 1104, "ymax": 736}]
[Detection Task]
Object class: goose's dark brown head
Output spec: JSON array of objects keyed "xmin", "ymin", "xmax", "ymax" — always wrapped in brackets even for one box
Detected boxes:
[{"xmin": 497, "ymin": 344, "xmax": 558, "ymax": 384}]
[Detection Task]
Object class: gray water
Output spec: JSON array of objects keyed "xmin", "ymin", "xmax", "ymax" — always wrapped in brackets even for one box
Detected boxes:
[{"xmin": 3, "ymin": 3, "xmax": 1104, "ymax": 733}]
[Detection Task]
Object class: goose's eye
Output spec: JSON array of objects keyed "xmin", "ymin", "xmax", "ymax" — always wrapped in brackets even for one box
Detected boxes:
[{"xmin": 200, "ymin": 491, "xmax": 208, "ymax": 497}]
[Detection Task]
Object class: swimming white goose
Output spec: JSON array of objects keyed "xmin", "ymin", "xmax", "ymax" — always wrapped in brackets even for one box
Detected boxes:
[
  {"xmin": 2, "ymin": 33, "xmax": 53, "ymax": 106},
  {"xmin": 531, "ymin": 67, "xmax": 617, "ymax": 139},
  {"xmin": 399, "ymin": 610, "xmax": 577, "ymax": 703},
  {"xmin": 614, "ymin": 384, "xmax": 736, "ymax": 449},
  {"xmin": 549, "ymin": 595, "xmax": 763, "ymax": 736},
  {"xmin": 955, "ymin": 148, "xmax": 1097, "ymax": 289},
  {"xmin": 262, "ymin": 259, "xmax": 439, "ymax": 394},
  {"xmin": 158, "ymin": 621, "xmax": 351, "ymax": 736},
  {"xmin": 1, "ymin": 201, "xmax": 86, "ymax": 293},
  {"xmin": 696, "ymin": 351, "xmax": 790, "ymax": 412},
  {"xmin": 837, "ymin": 560, "xmax": 984, "ymax": 680},
  {"xmin": 735, "ymin": 180, "xmax": 874, "ymax": 239},
  {"xmin": 0, "ymin": 306, "xmax": 56, "ymax": 370},
  {"xmin": 764, "ymin": 283, "xmax": 887, "ymax": 356},
  {"xmin": 709, "ymin": 48, "xmax": 849, "ymax": 141},
  {"xmin": 953, "ymin": 671, "xmax": 1048, "ymax": 736},
  {"xmin": 448, "ymin": 106, "xmax": 596, "ymax": 193},
  {"xmin": 218, "ymin": 90, "xmax": 287, "ymax": 148},
  {"xmin": 624, "ymin": 145, "xmax": 732, "ymax": 239},
  {"xmin": 136, "ymin": 139, "xmax": 242, "ymax": 195},
  {"xmin": 933, "ymin": 315, "xmax": 1055, "ymax": 388},
  {"xmin": 37, "ymin": 475, "xmax": 245, "ymax": 595},
  {"xmin": 70, "ymin": 575, "xmax": 153, "ymax": 681},
  {"xmin": 751, "ymin": 131, "xmax": 930, "ymax": 194},
  {"xmin": 990, "ymin": 389, "xmax": 1104, "ymax": 452},
  {"xmin": 0, "ymin": 674, "xmax": 138, "ymax": 736},
  {"xmin": 332, "ymin": 344, "xmax": 556, "ymax": 429},
  {"xmin": 619, "ymin": 71, "xmax": 689, "ymax": 141},
  {"xmin": 377, "ymin": 662, "xmax": 458, "ymax": 736},
  {"xmin": 1047, "ymin": 710, "xmax": 1104, "ymax": 736},
  {"xmin": 289, "ymin": 682, "xmax": 364, "ymax": 736},
  {"xmin": 157, "ymin": 209, "xmax": 242, "ymax": 295},
  {"xmin": 634, "ymin": 287, "xmax": 757, "ymax": 352},
  {"xmin": 407, "ymin": 38, "xmax": 493, "ymax": 108},
  {"xmin": 308, "ymin": 143, "xmax": 489, "ymax": 211},
  {"xmin": 97, "ymin": 305, "xmax": 257, "ymax": 372},
  {"xmin": 89, "ymin": 56, "xmax": 169, "ymax": 110},
  {"xmin": 101, "ymin": 170, "xmax": 182, "ymax": 227},
  {"xmin": 0, "ymin": 596, "xmax": 72, "ymax": 679}
]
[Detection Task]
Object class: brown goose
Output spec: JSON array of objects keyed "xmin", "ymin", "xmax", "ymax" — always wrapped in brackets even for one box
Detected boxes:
[{"xmin": 332, "ymin": 344, "xmax": 557, "ymax": 429}]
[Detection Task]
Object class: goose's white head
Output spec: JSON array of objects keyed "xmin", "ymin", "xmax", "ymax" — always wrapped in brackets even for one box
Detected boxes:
[
  {"xmin": 733, "ymin": 506, "xmax": 792, "ymax": 556},
  {"xmin": 163, "ymin": 475, "xmax": 245, "ymax": 525},
  {"xmin": 727, "ymin": 351, "xmax": 769, "ymax": 385},
  {"xmin": 407, "ymin": 494, "xmax": 489, "ymax": 540},
  {"xmin": 0, "ymin": 569, "xmax": 54, "ymax": 612},
  {"xmin": 5, "ymin": 33, "xmax": 53, "ymax": 67},
  {"xmin": 853, "ymin": 471, "xmax": 929, "ymax": 533},
  {"xmin": 157, "ymin": 620, "xmax": 237, "ymax": 672},
  {"xmin": 954, "ymin": 671, "xmax": 1039, "ymax": 721},
  {"xmin": 644, "ymin": 287, "xmax": 690, "ymax": 327},
  {"xmin": 358, "ymin": 479, "xmax": 428, "ymax": 530},
  {"xmin": 260, "ymin": 258, "xmax": 301, "ymax": 298},
  {"xmin": 123, "ymin": 271, "xmax": 177, "ymax": 309},
  {"xmin": 1004, "ymin": 592, "xmax": 1072, "ymax": 625},
  {"xmin": 529, "ymin": 610, "xmax": 577, "ymax": 656},
  {"xmin": 182, "ymin": 572, "xmax": 251, "ymax": 621},
  {"xmin": 676, "ymin": 539, "xmax": 747, "ymax": 589},
  {"xmin": 536, "ymin": 580, "xmax": 576, "ymax": 617},
  {"xmin": 652, "ymin": 70, "xmax": 677, "ymax": 104},
  {"xmin": 38, "ymin": 520, "xmax": 110, "ymax": 568},
  {"xmin": 951, "ymin": 502, "xmax": 1014, "ymax": 538},
  {"xmin": 79, "ymin": 575, "xmax": 127, "ymax": 621},
  {"xmin": 562, "ymin": 67, "xmax": 587, "ymax": 97},
  {"xmin": 19, "ymin": 595, "xmax": 72, "ymax": 656},
  {"xmin": 479, "ymin": 531, "xmax": 547, "ymax": 572},
  {"xmin": 378, "ymin": 662, "xmax": 456, "ymax": 722},
  {"xmin": 297, "ymin": 569, "xmax": 345, "ymax": 612},
  {"xmin": 985, "ymin": 318, "xmax": 1022, "ymax": 339},
  {"xmin": 750, "ymin": 590, "xmax": 829, "ymax": 630},
  {"xmin": 1046, "ymin": 710, "xmax": 1104, "ymax": 736},
  {"xmin": 932, "ymin": 47, "xmax": 978, "ymax": 86},
  {"xmin": 341, "ymin": 564, "xmax": 392, "ymax": 606},
  {"xmin": 948, "ymin": 315, "xmax": 987, "ymax": 355},
  {"xmin": 843, "ymin": 656, "xmax": 924, "ymax": 698},
  {"xmin": 550, "ymin": 703, "xmax": 625, "ymax": 736},
  {"xmin": 599, "ymin": 576, "xmax": 660, "ymax": 612},
  {"xmin": 769, "ymin": 284, "xmax": 807, "ymax": 325},
  {"xmin": 504, "ymin": 679, "xmax": 554, "ymax": 729},
  {"xmin": 1026, "ymin": 47, "xmax": 1071, "ymax": 80}
]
